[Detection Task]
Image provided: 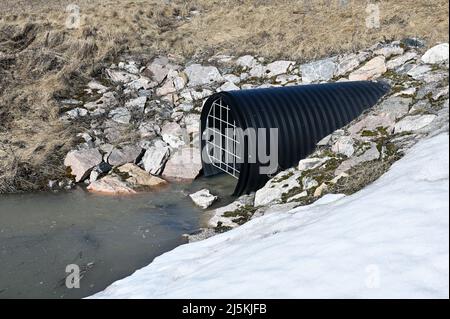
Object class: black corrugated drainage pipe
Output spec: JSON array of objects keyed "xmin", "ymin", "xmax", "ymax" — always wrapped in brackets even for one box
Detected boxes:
[{"xmin": 200, "ymin": 81, "xmax": 390, "ymax": 196}]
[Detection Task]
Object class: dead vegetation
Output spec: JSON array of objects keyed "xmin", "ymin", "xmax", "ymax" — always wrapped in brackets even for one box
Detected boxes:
[{"xmin": 0, "ymin": 0, "xmax": 448, "ymax": 192}]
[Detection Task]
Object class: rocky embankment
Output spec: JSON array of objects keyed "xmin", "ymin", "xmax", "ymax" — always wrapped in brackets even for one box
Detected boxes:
[{"xmin": 57, "ymin": 39, "xmax": 449, "ymax": 240}]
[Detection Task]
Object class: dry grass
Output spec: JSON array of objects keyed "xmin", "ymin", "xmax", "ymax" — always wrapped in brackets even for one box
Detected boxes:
[{"xmin": 0, "ymin": 0, "xmax": 448, "ymax": 192}]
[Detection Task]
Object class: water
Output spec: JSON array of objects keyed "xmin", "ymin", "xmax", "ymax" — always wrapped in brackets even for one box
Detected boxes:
[{"xmin": 0, "ymin": 174, "xmax": 236, "ymax": 299}]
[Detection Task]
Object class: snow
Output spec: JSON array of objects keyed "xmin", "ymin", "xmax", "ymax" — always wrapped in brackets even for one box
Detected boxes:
[{"xmin": 92, "ymin": 134, "xmax": 449, "ymax": 299}]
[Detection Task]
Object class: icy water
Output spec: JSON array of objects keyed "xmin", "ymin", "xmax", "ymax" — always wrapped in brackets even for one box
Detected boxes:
[{"xmin": 0, "ymin": 174, "xmax": 236, "ymax": 299}]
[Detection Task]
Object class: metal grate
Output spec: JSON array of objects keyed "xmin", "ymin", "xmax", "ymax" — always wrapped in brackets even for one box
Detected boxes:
[{"xmin": 205, "ymin": 97, "xmax": 240, "ymax": 179}]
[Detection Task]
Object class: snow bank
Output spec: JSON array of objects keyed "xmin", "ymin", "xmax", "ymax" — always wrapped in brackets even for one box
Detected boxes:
[{"xmin": 93, "ymin": 134, "xmax": 449, "ymax": 299}]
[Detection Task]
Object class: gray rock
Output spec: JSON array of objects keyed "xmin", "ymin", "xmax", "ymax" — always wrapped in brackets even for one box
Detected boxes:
[
  {"xmin": 265, "ymin": 60, "xmax": 295, "ymax": 77},
  {"xmin": 223, "ymin": 74, "xmax": 241, "ymax": 84},
  {"xmin": 147, "ymin": 56, "xmax": 179, "ymax": 84},
  {"xmin": 141, "ymin": 140, "xmax": 170, "ymax": 175},
  {"xmin": 249, "ymin": 64, "xmax": 266, "ymax": 78},
  {"xmin": 331, "ymin": 136, "xmax": 355, "ymax": 157},
  {"xmin": 109, "ymin": 107, "xmax": 131, "ymax": 124},
  {"xmin": 394, "ymin": 114, "xmax": 437, "ymax": 133},
  {"xmin": 217, "ymin": 81, "xmax": 240, "ymax": 92},
  {"xmin": 106, "ymin": 69, "xmax": 139, "ymax": 83},
  {"xmin": 301, "ymin": 57, "xmax": 337, "ymax": 83},
  {"xmin": 348, "ymin": 56, "xmax": 386, "ymax": 81},
  {"xmin": 162, "ymin": 145, "xmax": 202, "ymax": 180},
  {"xmin": 335, "ymin": 52, "xmax": 370, "ymax": 77},
  {"xmin": 302, "ymin": 176, "xmax": 318, "ymax": 190},
  {"xmin": 407, "ymin": 65, "xmax": 432, "ymax": 79},
  {"xmin": 421, "ymin": 43, "xmax": 449, "ymax": 64},
  {"xmin": 64, "ymin": 148, "xmax": 103, "ymax": 182},
  {"xmin": 374, "ymin": 45, "xmax": 404, "ymax": 58},
  {"xmin": 185, "ymin": 64, "xmax": 223, "ymax": 87},
  {"xmin": 386, "ymin": 52, "xmax": 418, "ymax": 69},
  {"xmin": 335, "ymin": 143, "xmax": 380, "ymax": 175},
  {"xmin": 298, "ymin": 157, "xmax": 330, "ymax": 171},
  {"xmin": 189, "ymin": 189, "xmax": 218, "ymax": 209},
  {"xmin": 254, "ymin": 169, "xmax": 302, "ymax": 206},
  {"xmin": 161, "ymin": 122, "xmax": 187, "ymax": 149},
  {"xmin": 107, "ymin": 145, "xmax": 142, "ymax": 166},
  {"xmin": 275, "ymin": 74, "xmax": 301, "ymax": 85},
  {"xmin": 64, "ymin": 107, "xmax": 88, "ymax": 120},
  {"xmin": 376, "ymin": 96, "xmax": 412, "ymax": 120},
  {"xmin": 236, "ymin": 55, "xmax": 257, "ymax": 69},
  {"xmin": 125, "ymin": 96, "xmax": 147, "ymax": 110}
]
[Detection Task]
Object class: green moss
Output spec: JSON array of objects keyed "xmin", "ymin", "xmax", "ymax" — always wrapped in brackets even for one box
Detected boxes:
[
  {"xmin": 222, "ymin": 205, "xmax": 257, "ymax": 225},
  {"xmin": 214, "ymin": 222, "xmax": 233, "ymax": 233}
]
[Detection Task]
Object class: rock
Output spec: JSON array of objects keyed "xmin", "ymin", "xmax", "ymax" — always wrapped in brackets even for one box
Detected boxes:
[
  {"xmin": 313, "ymin": 183, "xmax": 328, "ymax": 197},
  {"xmin": 302, "ymin": 176, "xmax": 318, "ymax": 190},
  {"xmin": 64, "ymin": 148, "xmax": 103, "ymax": 182},
  {"xmin": 332, "ymin": 136, "xmax": 355, "ymax": 157},
  {"xmin": 109, "ymin": 107, "xmax": 131, "ymax": 124},
  {"xmin": 183, "ymin": 113, "xmax": 200, "ymax": 136},
  {"xmin": 60, "ymin": 98, "xmax": 82, "ymax": 106},
  {"xmin": 275, "ymin": 74, "xmax": 300, "ymax": 85},
  {"xmin": 394, "ymin": 114, "xmax": 437, "ymax": 133},
  {"xmin": 335, "ymin": 52, "xmax": 370, "ymax": 77},
  {"xmin": 393, "ymin": 87, "xmax": 416, "ymax": 97},
  {"xmin": 301, "ymin": 57, "xmax": 337, "ymax": 83},
  {"xmin": 217, "ymin": 81, "xmax": 240, "ymax": 92},
  {"xmin": 348, "ymin": 56, "xmax": 386, "ymax": 81},
  {"xmin": 236, "ymin": 55, "xmax": 257, "ymax": 69},
  {"xmin": 64, "ymin": 107, "xmax": 88, "ymax": 120},
  {"xmin": 185, "ymin": 64, "xmax": 223, "ymax": 87},
  {"xmin": 409, "ymin": 100, "xmax": 431, "ymax": 114},
  {"xmin": 147, "ymin": 56, "xmax": 179, "ymax": 84},
  {"xmin": 286, "ymin": 191, "xmax": 308, "ymax": 203},
  {"xmin": 106, "ymin": 69, "xmax": 139, "ymax": 83},
  {"xmin": 87, "ymin": 175, "xmax": 136, "ymax": 194},
  {"xmin": 142, "ymin": 140, "xmax": 170, "ymax": 175},
  {"xmin": 374, "ymin": 45, "xmax": 404, "ymax": 58},
  {"xmin": 421, "ymin": 43, "xmax": 449, "ymax": 64},
  {"xmin": 116, "ymin": 163, "xmax": 167, "ymax": 188},
  {"xmin": 84, "ymin": 92, "xmax": 118, "ymax": 111},
  {"xmin": 401, "ymin": 37, "xmax": 426, "ymax": 48},
  {"xmin": 254, "ymin": 169, "xmax": 302, "ymax": 206},
  {"xmin": 107, "ymin": 145, "xmax": 142, "ymax": 166},
  {"xmin": 298, "ymin": 157, "xmax": 330, "ymax": 171},
  {"xmin": 386, "ymin": 52, "xmax": 417, "ymax": 69},
  {"xmin": 249, "ymin": 64, "xmax": 266, "ymax": 78},
  {"xmin": 87, "ymin": 81, "xmax": 108, "ymax": 93},
  {"xmin": 223, "ymin": 74, "xmax": 240, "ymax": 84},
  {"xmin": 161, "ymin": 122, "xmax": 187, "ymax": 149},
  {"xmin": 265, "ymin": 60, "xmax": 295, "ymax": 77},
  {"xmin": 156, "ymin": 78, "xmax": 176, "ymax": 96},
  {"xmin": 208, "ymin": 193, "xmax": 255, "ymax": 228},
  {"xmin": 376, "ymin": 96, "xmax": 412, "ymax": 120},
  {"xmin": 432, "ymin": 86, "xmax": 449, "ymax": 101},
  {"xmin": 125, "ymin": 96, "xmax": 147, "ymax": 110},
  {"xmin": 125, "ymin": 77, "xmax": 155, "ymax": 91},
  {"xmin": 175, "ymin": 103, "xmax": 194, "ymax": 112},
  {"xmin": 189, "ymin": 189, "xmax": 218, "ymax": 209},
  {"xmin": 335, "ymin": 143, "xmax": 380, "ymax": 175},
  {"xmin": 348, "ymin": 114, "xmax": 395, "ymax": 136},
  {"xmin": 162, "ymin": 145, "xmax": 202, "ymax": 180},
  {"xmin": 407, "ymin": 65, "xmax": 432, "ymax": 80}
]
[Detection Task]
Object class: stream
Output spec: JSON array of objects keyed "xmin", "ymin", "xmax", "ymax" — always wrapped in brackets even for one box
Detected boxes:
[{"xmin": 0, "ymin": 174, "xmax": 235, "ymax": 298}]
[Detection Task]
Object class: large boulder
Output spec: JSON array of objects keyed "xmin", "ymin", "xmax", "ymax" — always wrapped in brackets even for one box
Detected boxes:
[
  {"xmin": 348, "ymin": 56, "xmax": 386, "ymax": 81},
  {"xmin": 162, "ymin": 146, "xmax": 202, "ymax": 180},
  {"xmin": 185, "ymin": 64, "xmax": 224, "ymax": 87},
  {"xmin": 64, "ymin": 148, "xmax": 103, "ymax": 182},
  {"xmin": 421, "ymin": 43, "xmax": 449, "ymax": 64},
  {"xmin": 107, "ymin": 145, "xmax": 142, "ymax": 166},
  {"xmin": 87, "ymin": 175, "xmax": 136, "ymax": 194},
  {"xmin": 141, "ymin": 140, "xmax": 170, "ymax": 175},
  {"xmin": 254, "ymin": 169, "xmax": 302, "ymax": 207},
  {"xmin": 335, "ymin": 143, "xmax": 380, "ymax": 175}
]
